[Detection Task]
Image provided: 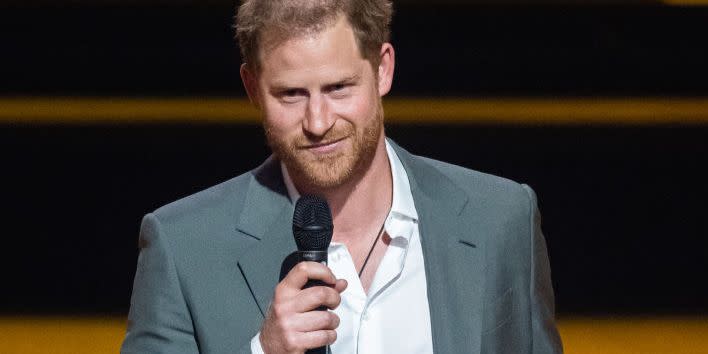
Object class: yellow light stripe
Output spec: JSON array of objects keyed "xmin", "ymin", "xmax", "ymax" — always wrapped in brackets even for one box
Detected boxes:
[
  {"xmin": 557, "ymin": 316, "xmax": 708, "ymax": 354},
  {"xmin": 1, "ymin": 97, "xmax": 707, "ymax": 124},
  {"xmin": 0, "ymin": 97, "xmax": 261, "ymax": 124},
  {"xmin": 0, "ymin": 316, "xmax": 126, "ymax": 354},
  {"xmin": 1, "ymin": 316, "xmax": 707, "ymax": 354}
]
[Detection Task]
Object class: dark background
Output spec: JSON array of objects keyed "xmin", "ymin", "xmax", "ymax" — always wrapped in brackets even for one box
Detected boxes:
[{"xmin": 2, "ymin": 1, "xmax": 707, "ymax": 316}]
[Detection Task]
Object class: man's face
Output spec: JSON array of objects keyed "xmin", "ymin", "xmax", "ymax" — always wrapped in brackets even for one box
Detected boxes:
[{"xmin": 243, "ymin": 16, "xmax": 393, "ymax": 191}]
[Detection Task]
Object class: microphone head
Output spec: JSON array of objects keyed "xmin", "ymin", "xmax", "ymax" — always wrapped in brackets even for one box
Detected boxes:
[{"xmin": 292, "ymin": 195, "xmax": 333, "ymax": 252}]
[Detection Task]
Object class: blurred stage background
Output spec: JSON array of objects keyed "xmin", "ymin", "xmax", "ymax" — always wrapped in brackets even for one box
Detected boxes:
[{"xmin": 1, "ymin": 0, "xmax": 707, "ymax": 353}]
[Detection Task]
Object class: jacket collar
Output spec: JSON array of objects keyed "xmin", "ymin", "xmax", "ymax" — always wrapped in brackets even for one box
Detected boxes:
[{"xmin": 234, "ymin": 156, "xmax": 295, "ymax": 316}]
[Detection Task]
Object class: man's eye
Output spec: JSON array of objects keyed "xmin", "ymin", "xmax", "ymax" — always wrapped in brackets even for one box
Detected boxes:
[
  {"xmin": 278, "ymin": 89, "xmax": 305, "ymax": 102},
  {"xmin": 328, "ymin": 84, "xmax": 351, "ymax": 96}
]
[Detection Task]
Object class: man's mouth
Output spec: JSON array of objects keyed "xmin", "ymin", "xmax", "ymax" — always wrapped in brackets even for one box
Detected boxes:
[{"xmin": 300, "ymin": 136, "xmax": 348, "ymax": 153}]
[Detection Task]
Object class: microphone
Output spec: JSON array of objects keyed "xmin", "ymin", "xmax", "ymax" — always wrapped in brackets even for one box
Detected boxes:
[
  {"xmin": 292, "ymin": 194, "xmax": 333, "ymax": 284},
  {"xmin": 292, "ymin": 195, "xmax": 333, "ymax": 354}
]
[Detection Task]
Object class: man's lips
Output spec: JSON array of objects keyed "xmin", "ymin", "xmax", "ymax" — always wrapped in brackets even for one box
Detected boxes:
[{"xmin": 299, "ymin": 136, "xmax": 348, "ymax": 153}]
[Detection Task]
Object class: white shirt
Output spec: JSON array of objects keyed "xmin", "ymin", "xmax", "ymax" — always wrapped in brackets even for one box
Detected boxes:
[{"xmin": 251, "ymin": 140, "xmax": 433, "ymax": 353}]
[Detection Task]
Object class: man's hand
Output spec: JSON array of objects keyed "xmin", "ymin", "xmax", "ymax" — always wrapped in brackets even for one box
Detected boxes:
[{"xmin": 259, "ymin": 261, "xmax": 348, "ymax": 354}]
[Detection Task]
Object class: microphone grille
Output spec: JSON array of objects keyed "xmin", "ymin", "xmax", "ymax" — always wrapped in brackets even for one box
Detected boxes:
[{"xmin": 292, "ymin": 195, "xmax": 333, "ymax": 251}]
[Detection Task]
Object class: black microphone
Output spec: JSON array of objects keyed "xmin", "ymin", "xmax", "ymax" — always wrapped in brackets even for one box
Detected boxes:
[
  {"xmin": 292, "ymin": 194, "xmax": 334, "ymax": 286},
  {"xmin": 292, "ymin": 195, "xmax": 333, "ymax": 354}
]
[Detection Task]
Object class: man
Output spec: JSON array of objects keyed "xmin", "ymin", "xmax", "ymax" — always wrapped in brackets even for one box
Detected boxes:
[{"xmin": 121, "ymin": 0, "xmax": 563, "ymax": 353}]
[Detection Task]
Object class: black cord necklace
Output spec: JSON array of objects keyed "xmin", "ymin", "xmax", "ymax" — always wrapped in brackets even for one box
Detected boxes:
[{"xmin": 357, "ymin": 212, "xmax": 389, "ymax": 278}]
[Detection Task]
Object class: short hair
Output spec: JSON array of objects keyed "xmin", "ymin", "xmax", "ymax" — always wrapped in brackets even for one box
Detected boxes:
[{"xmin": 235, "ymin": 0, "xmax": 393, "ymax": 72}]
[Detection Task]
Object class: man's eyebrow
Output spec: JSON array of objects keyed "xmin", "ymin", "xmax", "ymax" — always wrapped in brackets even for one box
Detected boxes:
[
  {"xmin": 333, "ymin": 74, "xmax": 360, "ymax": 84},
  {"xmin": 269, "ymin": 82, "xmax": 302, "ymax": 92},
  {"xmin": 269, "ymin": 74, "xmax": 361, "ymax": 92},
  {"xmin": 322, "ymin": 74, "xmax": 361, "ymax": 89}
]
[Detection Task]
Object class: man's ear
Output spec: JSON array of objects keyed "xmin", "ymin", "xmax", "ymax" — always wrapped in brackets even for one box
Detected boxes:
[
  {"xmin": 240, "ymin": 63, "xmax": 260, "ymax": 108},
  {"xmin": 377, "ymin": 43, "xmax": 395, "ymax": 97}
]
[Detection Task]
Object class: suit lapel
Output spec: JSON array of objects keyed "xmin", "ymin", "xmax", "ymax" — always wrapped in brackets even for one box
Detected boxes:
[
  {"xmin": 392, "ymin": 142, "xmax": 485, "ymax": 354},
  {"xmin": 235, "ymin": 157, "xmax": 297, "ymax": 317}
]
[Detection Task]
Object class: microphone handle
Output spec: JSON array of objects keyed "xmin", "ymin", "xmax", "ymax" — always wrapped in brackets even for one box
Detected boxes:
[
  {"xmin": 298, "ymin": 250, "xmax": 329, "ymax": 308},
  {"xmin": 297, "ymin": 251, "xmax": 330, "ymax": 354}
]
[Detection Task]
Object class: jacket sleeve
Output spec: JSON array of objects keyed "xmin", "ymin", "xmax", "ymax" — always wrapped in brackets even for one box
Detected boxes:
[
  {"xmin": 522, "ymin": 185, "xmax": 564, "ymax": 354},
  {"xmin": 121, "ymin": 213, "xmax": 200, "ymax": 354}
]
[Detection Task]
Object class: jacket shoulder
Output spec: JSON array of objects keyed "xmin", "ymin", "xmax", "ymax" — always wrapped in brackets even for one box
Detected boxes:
[
  {"xmin": 416, "ymin": 155, "xmax": 533, "ymax": 208},
  {"xmin": 142, "ymin": 170, "xmax": 256, "ymax": 259},
  {"xmin": 412, "ymin": 154, "xmax": 538, "ymax": 256}
]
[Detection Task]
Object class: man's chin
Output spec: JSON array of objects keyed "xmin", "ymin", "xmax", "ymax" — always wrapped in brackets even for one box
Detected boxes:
[
  {"xmin": 289, "ymin": 159, "xmax": 355, "ymax": 190},
  {"xmin": 278, "ymin": 144, "xmax": 355, "ymax": 186}
]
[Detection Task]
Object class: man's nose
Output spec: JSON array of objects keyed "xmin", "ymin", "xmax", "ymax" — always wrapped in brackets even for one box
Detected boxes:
[{"xmin": 303, "ymin": 94, "xmax": 334, "ymax": 137}]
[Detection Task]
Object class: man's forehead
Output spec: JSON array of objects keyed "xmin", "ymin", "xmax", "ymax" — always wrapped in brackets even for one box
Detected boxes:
[
  {"xmin": 263, "ymin": 58, "xmax": 364, "ymax": 88},
  {"xmin": 258, "ymin": 27, "xmax": 327, "ymax": 63}
]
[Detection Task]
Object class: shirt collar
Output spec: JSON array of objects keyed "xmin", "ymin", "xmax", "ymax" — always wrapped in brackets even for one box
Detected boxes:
[
  {"xmin": 281, "ymin": 158, "xmax": 299, "ymax": 203},
  {"xmin": 385, "ymin": 139, "xmax": 418, "ymax": 222},
  {"xmin": 280, "ymin": 138, "xmax": 419, "ymax": 222}
]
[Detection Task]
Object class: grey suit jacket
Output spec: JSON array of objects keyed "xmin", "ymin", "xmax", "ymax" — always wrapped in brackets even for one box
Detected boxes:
[{"xmin": 121, "ymin": 141, "xmax": 563, "ymax": 354}]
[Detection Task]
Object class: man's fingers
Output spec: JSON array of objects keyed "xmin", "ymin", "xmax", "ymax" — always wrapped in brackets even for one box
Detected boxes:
[
  {"xmin": 334, "ymin": 278, "xmax": 347, "ymax": 293},
  {"xmin": 280, "ymin": 262, "xmax": 337, "ymax": 292},
  {"xmin": 262, "ymin": 263, "xmax": 344, "ymax": 353},
  {"xmin": 291, "ymin": 285, "xmax": 342, "ymax": 312},
  {"xmin": 299, "ymin": 329, "xmax": 338, "ymax": 349},
  {"xmin": 289, "ymin": 311, "xmax": 340, "ymax": 332}
]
